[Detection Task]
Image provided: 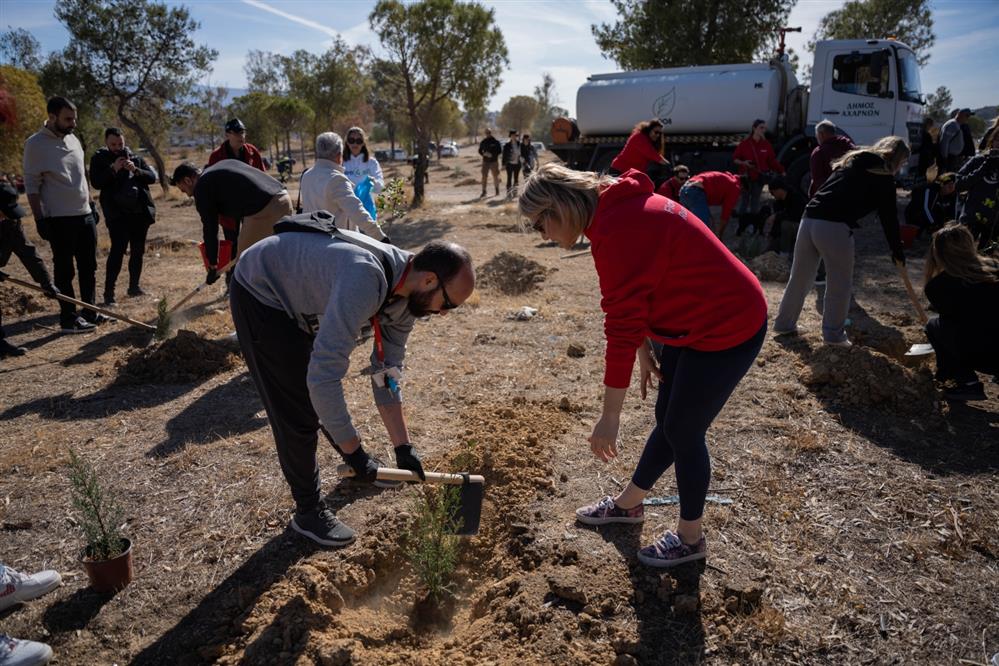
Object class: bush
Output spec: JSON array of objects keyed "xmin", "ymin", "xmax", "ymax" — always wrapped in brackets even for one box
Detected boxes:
[
  {"xmin": 67, "ymin": 450, "xmax": 126, "ymax": 561},
  {"xmin": 376, "ymin": 178, "xmax": 408, "ymax": 221},
  {"xmin": 404, "ymin": 485, "xmax": 462, "ymax": 600}
]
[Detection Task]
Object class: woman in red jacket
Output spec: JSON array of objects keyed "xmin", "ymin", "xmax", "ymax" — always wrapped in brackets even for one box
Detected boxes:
[
  {"xmin": 733, "ymin": 119, "xmax": 784, "ymax": 218},
  {"xmin": 610, "ymin": 119, "xmax": 670, "ymax": 180},
  {"xmin": 519, "ymin": 164, "xmax": 767, "ymax": 568}
]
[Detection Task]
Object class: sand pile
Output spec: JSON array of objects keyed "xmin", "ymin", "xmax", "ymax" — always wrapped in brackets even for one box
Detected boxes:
[
  {"xmin": 115, "ymin": 329, "xmax": 238, "ymax": 384},
  {"xmin": 0, "ymin": 286, "xmax": 45, "ymax": 317},
  {"xmin": 799, "ymin": 345, "xmax": 937, "ymax": 414},
  {"xmin": 478, "ymin": 251, "xmax": 549, "ymax": 295},
  {"xmin": 749, "ymin": 251, "xmax": 790, "ymax": 283}
]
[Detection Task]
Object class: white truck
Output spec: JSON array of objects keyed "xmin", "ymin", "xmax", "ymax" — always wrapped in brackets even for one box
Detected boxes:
[{"xmin": 550, "ymin": 37, "xmax": 925, "ymax": 194}]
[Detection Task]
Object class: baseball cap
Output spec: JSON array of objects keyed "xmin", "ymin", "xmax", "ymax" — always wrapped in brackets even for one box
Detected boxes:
[
  {"xmin": 225, "ymin": 118, "xmax": 247, "ymax": 133},
  {"xmin": 0, "ymin": 182, "xmax": 27, "ymax": 219},
  {"xmin": 958, "ymin": 108, "xmax": 974, "ymax": 116}
]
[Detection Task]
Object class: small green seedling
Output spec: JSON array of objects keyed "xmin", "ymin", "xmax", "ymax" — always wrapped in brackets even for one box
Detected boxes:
[
  {"xmin": 67, "ymin": 449, "xmax": 126, "ymax": 561},
  {"xmin": 154, "ymin": 297, "xmax": 170, "ymax": 340},
  {"xmin": 404, "ymin": 485, "xmax": 463, "ymax": 600}
]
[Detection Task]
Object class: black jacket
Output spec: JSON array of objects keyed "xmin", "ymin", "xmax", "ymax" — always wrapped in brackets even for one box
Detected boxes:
[
  {"xmin": 917, "ymin": 129, "xmax": 936, "ymax": 176},
  {"xmin": 90, "ymin": 148, "xmax": 157, "ymax": 224},
  {"xmin": 925, "ymin": 272, "xmax": 999, "ymax": 329},
  {"xmin": 956, "ymin": 151, "xmax": 999, "ymax": 245},
  {"xmin": 1, "ymin": 218, "xmax": 52, "ymax": 289},
  {"xmin": 805, "ymin": 152, "xmax": 903, "ymax": 259},
  {"xmin": 501, "ymin": 140, "xmax": 520, "ymax": 166},
  {"xmin": 905, "ymin": 182, "xmax": 958, "ymax": 230},
  {"xmin": 478, "ymin": 136, "xmax": 501, "ymax": 163},
  {"xmin": 520, "ymin": 141, "xmax": 538, "ymax": 170}
]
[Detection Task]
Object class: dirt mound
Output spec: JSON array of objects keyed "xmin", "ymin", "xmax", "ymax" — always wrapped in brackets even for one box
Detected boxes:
[
  {"xmin": 0, "ymin": 286, "xmax": 45, "ymax": 317},
  {"xmin": 799, "ymin": 345, "xmax": 937, "ymax": 415},
  {"xmin": 115, "ymin": 329, "xmax": 238, "ymax": 384},
  {"xmin": 478, "ymin": 251, "xmax": 549, "ymax": 295},
  {"xmin": 748, "ymin": 251, "xmax": 790, "ymax": 282},
  {"xmin": 147, "ymin": 236, "xmax": 196, "ymax": 252}
]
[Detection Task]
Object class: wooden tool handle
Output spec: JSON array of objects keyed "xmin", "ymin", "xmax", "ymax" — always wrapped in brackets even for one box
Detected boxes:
[
  {"xmin": 336, "ymin": 464, "xmax": 484, "ymax": 485},
  {"xmin": 896, "ymin": 263, "xmax": 929, "ymax": 325},
  {"xmin": 4, "ymin": 275, "xmax": 156, "ymax": 331},
  {"xmin": 167, "ymin": 255, "xmax": 239, "ymax": 315}
]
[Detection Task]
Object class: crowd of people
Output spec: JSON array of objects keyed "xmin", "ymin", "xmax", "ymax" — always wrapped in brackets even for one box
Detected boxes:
[{"xmin": 3, "ymin": 90, "xmax": 999, "ymax": 665}]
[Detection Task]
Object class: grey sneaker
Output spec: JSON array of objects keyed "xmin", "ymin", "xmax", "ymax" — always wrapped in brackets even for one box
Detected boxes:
[
  {"xmin": 637, "ymin": 530, "xmax": 706, "ymax": 568},
  {"xmin": 290, "ymin": 503, "xmax": 356, "ymax": 548},
  {"xmin": 0, "ymin": 634, "xmax": 52, "ymax": 666},
  {"xmin": 575, "ymin": 496, "xmax": 644, "ymax": 525},
  {"xmin": 0, "ymin": 566, "xmax": 62, "ymax": 611}
]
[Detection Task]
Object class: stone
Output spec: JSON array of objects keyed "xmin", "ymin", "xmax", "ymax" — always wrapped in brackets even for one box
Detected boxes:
[
  {"xmin": 567, "ymin": 343, "xmax": 586, "ymax": 358},
  {"xmin": 547, "ymin": 574, "xmax": 588, "ymax": 605}
]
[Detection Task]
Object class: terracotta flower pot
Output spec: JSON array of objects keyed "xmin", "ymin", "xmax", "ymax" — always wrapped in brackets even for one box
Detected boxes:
[{"xmin": 81, "ymin": 538, "xmax": 133, "ymax": 593}]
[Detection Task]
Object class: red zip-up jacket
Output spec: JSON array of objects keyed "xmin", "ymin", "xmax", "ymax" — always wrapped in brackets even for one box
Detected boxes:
[
  {"xmin": 656, "ymin": 175, "xmax": 684, "ymax": 201},
  {"xmin": 687, "ymin": 171, "xmax": 741, "ymax": 221},
  {"xmin": 207, "ymin": 141, "xmax": 266, "ymax": 231},
  {"xmin": 610, "ymin": 131, "xmax": 662, "ymax": 174},
  {"xmin": 733, "ymin": 136, "xmax": 784, "ymax": 181},
  {"xmin": 587, "ymin": 170, "xmax": 767, "ymax": 388}
]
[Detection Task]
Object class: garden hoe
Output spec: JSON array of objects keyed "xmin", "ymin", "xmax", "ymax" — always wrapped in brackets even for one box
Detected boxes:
[
  {"xmin": 1, "ymin": 271, "xmax": 155, "ymax": 332},
  {"xmin": 156, "ymin": 255, "xmax": 239, "ymax": 336},
  {"xmin": 896, "ymin": 263, "xmax": 934, "ymax": 357},
  {"xmin": 336, "ymin": 464, "xmax": 485, "ymax": 536}
]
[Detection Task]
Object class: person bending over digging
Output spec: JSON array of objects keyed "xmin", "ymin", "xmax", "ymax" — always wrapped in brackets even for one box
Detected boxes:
[
  {"xmin": 230, "ymin": 211, "xmax": 475, "ymax": 547},
  {"xmin": 519, "ymin": 164, "xmax": 766, "ymax": 568},
  {"xmin": 922, "ymin": 223, "xmax": 999, "ymax": 401},
  {"xmin": 171, "ymin": 161, "xmax": 293, "ymax": 284}
]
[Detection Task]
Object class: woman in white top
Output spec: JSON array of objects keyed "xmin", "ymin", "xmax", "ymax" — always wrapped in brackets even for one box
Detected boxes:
[{"xmin": 342, "ymin": 127, "xmax": 385, "ymax": 194}]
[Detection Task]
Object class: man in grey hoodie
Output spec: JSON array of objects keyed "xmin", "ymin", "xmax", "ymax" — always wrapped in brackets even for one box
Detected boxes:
[{"xmin": 230, "ymin": 212, "xmax": 475, "ymax": 546}]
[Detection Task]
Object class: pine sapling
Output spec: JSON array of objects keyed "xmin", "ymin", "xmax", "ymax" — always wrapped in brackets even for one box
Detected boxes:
[
  {"xmin": 404, "ymin": 485, "xmax": 463, "ymax": 600},
  {"xmin": 154, "ymin": 296, "xmax": 170, "ymax": 340},
  {"xmin": 67, "ymin": 449, "xmax": 126, "ymax": 561}
]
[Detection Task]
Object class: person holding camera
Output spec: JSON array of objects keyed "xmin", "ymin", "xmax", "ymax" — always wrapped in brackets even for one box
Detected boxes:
[
  {"xmin": 22, "ymin": 96, "xmax": 100, "ymax": 333},
  {"xmin": 90, "ymin": 128, "xmax": 157, "ymax": 304},
  {"xmin": 733, "ymin": 119, "xmax": 784, "ymax": 218}
]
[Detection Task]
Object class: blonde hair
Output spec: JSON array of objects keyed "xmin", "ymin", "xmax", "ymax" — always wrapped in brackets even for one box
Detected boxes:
[
  {"xmin": 832, "ymin": 136, "xmax": 910, "ymax": 175},
  {"xmin": 518, "ymin": 163, "xmax": 616, "ymax": 237},
  {"xmin": 924, "ymin": 222, "xmax": 999, "ymax": 285}
]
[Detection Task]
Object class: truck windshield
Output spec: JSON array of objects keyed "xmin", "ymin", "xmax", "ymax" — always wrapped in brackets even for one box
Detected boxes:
[{"xmin": 896, "ymin": 48, "xmax": 922, "ymax": 104}]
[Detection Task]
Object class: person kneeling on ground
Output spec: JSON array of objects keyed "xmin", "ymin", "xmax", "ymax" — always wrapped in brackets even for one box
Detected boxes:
[
  {"xmin": 656, "ymin": 164, "xmax": 689, "ymax": 202},
  {"xmin": 520, "ymin": 165, "xmax": 766, "ymax": 568},
  {"xmin": 171, "ymin": 160, "xmax": 293, "ymax": 284},
  {"xmin": 923, "ymin": 223, "xmax": 999, "ymax": 401},
  {"xmin": 905, "ymin": 172, "xmax": 957, "ymax": 236},
  {"xmin": 678, "ymin": 170, "xmax": 741, "ymax": 239},
  {"xmin": 230, "ymin": 211, "xmax": 475, "ymax": 546}
]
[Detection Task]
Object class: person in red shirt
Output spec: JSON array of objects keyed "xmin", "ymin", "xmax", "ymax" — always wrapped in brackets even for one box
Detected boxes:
[
  {"xmin": 656, "ymin": 164, "xmax": 689, "ymax": 201},
  {"xmin": 610, "ymin": 119, "xmax": 670, "ymax": 180},
  {"xmin": 207, "ymin": 118, "xmax": 266, "ymax": 261},
  {"xmin": 809, "ymin": 120, "xmax": 855, "ymax": 198},
  {"xmin": 677, "ymin": 170, "xmax": 741, "ymax": 239},
  {"xmin": 732, "ymin": 119, "xmax": 784, "ymax": 217},
  {"xmin": 519, "ymin": 164, "xmax": 767, "ymax": 568}
]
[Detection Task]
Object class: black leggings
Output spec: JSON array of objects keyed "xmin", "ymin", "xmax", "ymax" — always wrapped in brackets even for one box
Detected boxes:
[
  {"xmin": 105, "ymin": 218, "xmax": 150, "ymax": 292},
  {"xmin": 632, "ymin": 323, "xmax": 766, "ymax": 520},
  {"xmin": 505, "ymin": 164, "xmax": 520, "ymax": 191},
  {"xmin": 925, "ymin": 316, "xmax": 999, "ymax": 383}
]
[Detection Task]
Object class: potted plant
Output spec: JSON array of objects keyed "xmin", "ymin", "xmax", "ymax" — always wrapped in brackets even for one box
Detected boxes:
[{"xmin": 67, "ymin": 450, "xmax": 133, "ymax": 592}]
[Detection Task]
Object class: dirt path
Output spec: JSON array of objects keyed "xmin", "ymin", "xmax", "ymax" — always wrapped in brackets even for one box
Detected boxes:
[{"xmin": 0, "ymin": 150, "xmax": 996, "ymax": 665}]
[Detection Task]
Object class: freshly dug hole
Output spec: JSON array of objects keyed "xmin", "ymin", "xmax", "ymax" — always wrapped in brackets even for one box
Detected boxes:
[
  {"xmin": 478, "ymin": 251, "xmax": 549, "ymax": 295},
  {"xmin": 115, "ymin": 329, "xmax": 238, "ymax": 384}
]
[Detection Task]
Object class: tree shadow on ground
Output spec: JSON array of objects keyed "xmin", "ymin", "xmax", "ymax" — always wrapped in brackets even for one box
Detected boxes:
[
  {"xmin": 776, "ymin": 334, "xmax": 999, "ymax": 475},
  {"xmin": 148, "ymin": 372, "xmax": 266, "ymax": 458},
  {"xmin": 811, "ymin": 292, "xmax": 909, "ymax": 357},
  {"xmin": 42, "ymin": 587, "xmax": 115, "ymax": 633},
  {"xmin": 582, "ymin": 524, "xmax": 706, "ymax": 665},
  {"xmin": 388, "ymin": 217, "xmax": 454, "ymax": 249},
  {"xmin": 2, "ymin": 311, "xmax": 61, "ymax": 339},
  {"xmin": 60, "ymin": 325, "xmax": 154, "ymax": 366},
  {"xmin": 130, "ymin": 487, "xmax": 381, "ymax": 665},
  {"xmin": 0, "ymin": 382, "xmax": 194, "ymax": 423}
]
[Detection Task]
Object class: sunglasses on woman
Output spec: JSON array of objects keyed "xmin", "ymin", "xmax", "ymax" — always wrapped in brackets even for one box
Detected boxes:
[{"xmin": 347, "ymin": 137, "xmax": 364, "ymax": 145}]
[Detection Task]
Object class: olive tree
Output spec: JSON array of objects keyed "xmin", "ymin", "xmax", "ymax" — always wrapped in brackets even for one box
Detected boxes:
[{"xmin": 369, "ymin": 0, "xmax": 508, "ymax": 206}]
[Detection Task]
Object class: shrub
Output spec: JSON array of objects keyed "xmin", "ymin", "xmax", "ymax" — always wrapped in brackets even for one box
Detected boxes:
[
  {"xmin": 404, "ymin": 485, "xmax": 462, "ymax": 600},
  {"xmin": 67, "ymin": 450, "xmax": 126, "ymax": 561}
]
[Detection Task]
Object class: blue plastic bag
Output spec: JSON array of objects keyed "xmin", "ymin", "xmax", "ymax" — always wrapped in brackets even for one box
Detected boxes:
[{"xmin": 355, "ymin": 176, "xmax": 377, "ymax": 221}]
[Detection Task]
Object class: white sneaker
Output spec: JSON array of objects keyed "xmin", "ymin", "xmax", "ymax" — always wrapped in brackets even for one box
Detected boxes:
[
  {"xmin": 0, "ymin": 635, "xmax": 52, "ymax": 666},
  {"xmin": 0, "ymin": 567, "xmax": 62, "ymax": 611}
]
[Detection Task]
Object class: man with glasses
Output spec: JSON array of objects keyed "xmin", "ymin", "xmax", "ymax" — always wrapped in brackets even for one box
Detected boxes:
[{"xmin": 229, "ymin": 212, "xmax": 475, "ymax": 547}]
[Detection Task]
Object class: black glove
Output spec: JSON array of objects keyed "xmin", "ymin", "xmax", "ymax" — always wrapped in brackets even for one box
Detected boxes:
[
  {"xmin": 206, "ymin": 268, "xmax": 219, "ymax": 285},
  {"xmin": 394, "ymin": 443, "xmax": 426, "ymax": 481},
  {"xmin": 343, "ymin": 445, "xmax": 379, "ymax": 482},
  {"xmin": 41, "ymin": 283, "xmax": 60, "ymax": 298},
  {"xmin": 35, "ymin": 217, "xmax": 51, "ymax": 241},
  {"xmin": 892, "ymin": 247, "xmax": 906, "ymax": 266},
  {"xmin": 381, "ymin": 235, "xmax": 392, "ymax": 246},
  {"xmin": 0, "ymin": 269, "xmax": 7, "ymax": 281}
]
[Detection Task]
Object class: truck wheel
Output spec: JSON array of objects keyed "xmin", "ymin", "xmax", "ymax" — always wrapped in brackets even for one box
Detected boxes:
[{"xmin": 787, "ymin": 156, "xmax": 811, "ymax": 199}]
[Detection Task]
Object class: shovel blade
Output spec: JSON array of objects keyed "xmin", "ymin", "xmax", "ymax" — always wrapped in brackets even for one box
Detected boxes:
[{"xmin": 452, "ymin": 481, "xmax": 483, "ymax": 536}]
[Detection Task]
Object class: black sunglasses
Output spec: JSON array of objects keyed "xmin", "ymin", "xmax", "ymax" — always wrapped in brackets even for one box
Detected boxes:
[
  {"xmin": 346, "ymin": 137, "xmax": 364, "ymax": 145},
  {"xmin": 434, "ymin": 272, "xmax": 458, "ymax": 310}
]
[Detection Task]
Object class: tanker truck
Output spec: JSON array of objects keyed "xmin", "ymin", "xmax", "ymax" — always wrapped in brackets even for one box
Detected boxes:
[{"xmin": 550, "ymin": 37, "xmax": 924, "ymax": 194}]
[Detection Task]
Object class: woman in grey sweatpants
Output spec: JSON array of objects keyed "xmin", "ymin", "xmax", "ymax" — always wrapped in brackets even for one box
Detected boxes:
[{"xmin": 774, "ymin": 137, "xmax": 909, "ymax": 345}]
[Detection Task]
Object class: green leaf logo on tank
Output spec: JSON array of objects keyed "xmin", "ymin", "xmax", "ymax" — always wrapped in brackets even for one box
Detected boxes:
[{"xmin": 653, "ymin": 87, "xmax": 677, "ymax": 125}]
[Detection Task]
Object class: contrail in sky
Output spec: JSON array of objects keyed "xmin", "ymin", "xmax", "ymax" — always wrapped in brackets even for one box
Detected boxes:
[{"xmin": 240, "ymin": 0, "xmax": 341, "ymax": 39}]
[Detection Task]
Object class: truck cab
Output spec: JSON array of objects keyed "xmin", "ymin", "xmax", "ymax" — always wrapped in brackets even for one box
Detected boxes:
[{"xmin": 808, "ymin": 39, "xmax": 924, "ymax": 156}]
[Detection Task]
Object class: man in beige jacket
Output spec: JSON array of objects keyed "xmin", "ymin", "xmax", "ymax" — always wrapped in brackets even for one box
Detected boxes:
[{"xmin": 299, "ymin": 132, "xmax": 388, "ymax": 242}]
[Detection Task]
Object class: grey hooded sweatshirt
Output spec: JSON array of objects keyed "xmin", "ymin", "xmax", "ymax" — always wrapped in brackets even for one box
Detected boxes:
[{"xmin": 233, "ymin": 226, "xmax": 415, "ymax": 443}]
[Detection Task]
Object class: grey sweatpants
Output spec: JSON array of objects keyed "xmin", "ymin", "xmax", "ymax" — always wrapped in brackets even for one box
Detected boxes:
[{"xmin": 774, "ymin": 216, "xmax": 854, "ymax": 343}]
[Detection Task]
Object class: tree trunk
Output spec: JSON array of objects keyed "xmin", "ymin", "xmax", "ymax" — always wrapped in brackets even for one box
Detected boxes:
[
  {"xmin": 118, "ymin": 106, "xmax": 169, "ymax": 194},
  {"xmin": 300, "ymin": 132, "xmax": 307, "ymax": 169},
  {"xmin": 389, "ymin": 126, "xmax": 396, "ymax": 161}
]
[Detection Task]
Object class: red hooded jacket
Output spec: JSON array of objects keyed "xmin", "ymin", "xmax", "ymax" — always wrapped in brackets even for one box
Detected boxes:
[
  {"xmin": 587, "ymin": 170, "xmax": 767, "ymax": 388},
  {"xmin": 733, "ymin": 136, "xmax": 784, "ymax": 182},
  {"xmin": 610, "ymin": 131, "xmax": 663, "ymax": 174},
  {"xmin": 207, "ymin": 141, "xmax": 266, "ymax": 231},
  {"xmin": 687, "ymin": 171, "xmax": 741, "ymax": 221}
]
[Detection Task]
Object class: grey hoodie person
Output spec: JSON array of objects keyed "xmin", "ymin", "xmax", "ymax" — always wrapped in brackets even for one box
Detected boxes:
[{"xmin": 233, "ymin": 226, "xmax": 415, "ymax": 443}]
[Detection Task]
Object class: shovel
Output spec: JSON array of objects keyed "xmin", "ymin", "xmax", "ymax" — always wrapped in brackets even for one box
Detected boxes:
[
  {"xmin": 1, "ymin": 272, "xmax": 155, "ymax": 331},
  {"xmin": 336, "ymin": 464, "xmax": 485, "ymax": 536},
  {"xmin": 896, "ymin": 263, "xmax": 933, "ymax": 357},
  {"xmin": 166, "ymin": 255, "xmax": 239, "ymax": 316}
]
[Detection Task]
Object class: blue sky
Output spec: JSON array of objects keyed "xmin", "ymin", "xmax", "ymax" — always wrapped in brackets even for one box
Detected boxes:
[{"xmin": 2, "ymin": 0, "xmax": 997, "ymax": 116}]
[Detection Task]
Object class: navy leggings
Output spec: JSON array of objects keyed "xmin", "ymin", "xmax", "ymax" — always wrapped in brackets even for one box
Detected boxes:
[{"xmin": 632, "ymin": 322, "xmax": 766, "ymax": 520}]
